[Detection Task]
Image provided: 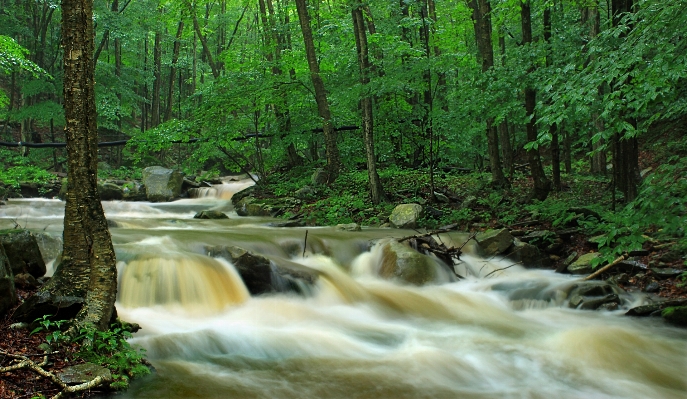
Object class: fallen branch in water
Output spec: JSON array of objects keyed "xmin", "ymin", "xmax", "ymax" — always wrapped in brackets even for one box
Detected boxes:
[
  {"xmin": 0, "ymin": 349, "xmax": 111, "ymax": 399},
  {"xmin": 581, "ymin": 254, "xmax": 629, "ymax": 281}
]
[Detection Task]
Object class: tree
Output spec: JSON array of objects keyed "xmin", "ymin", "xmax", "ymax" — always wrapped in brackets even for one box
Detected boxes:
[
  {"xmin": 16, "ymin": 0, "xmax": 118, "ymax": 332},
  {"xmin": 521, "ymin": 0, "xmax": 551, "ymax": 201},
  {"xmin": 352, "ymin": 3, "xmax": 384, "ymax": 204},
  {"xmin": 295, "ymin": 0, "xmax": 340, "ymax": 183}
]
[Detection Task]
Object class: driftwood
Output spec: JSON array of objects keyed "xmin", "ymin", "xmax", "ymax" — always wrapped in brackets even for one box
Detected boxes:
[
  {"xmin": 0, "ymin": 349, "xmax": 111, "ymax": 399},
  {"xmin": 400, "ymin": 226, "xmax": 474, "ymax": 276},
  {"xmin": 581, "ymin": 254, "xmax": 629, "ymax": 281}
]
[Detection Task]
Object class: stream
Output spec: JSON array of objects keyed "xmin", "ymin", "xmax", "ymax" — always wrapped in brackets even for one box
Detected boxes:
[{"xmin": 1, "ymin": 180, "xmax": 685, "ymax": 399}]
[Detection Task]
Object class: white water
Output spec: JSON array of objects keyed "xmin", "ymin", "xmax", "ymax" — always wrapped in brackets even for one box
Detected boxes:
[{"xmin": 1, "ymin": 181, "xmax": 685, "ymax": 399}]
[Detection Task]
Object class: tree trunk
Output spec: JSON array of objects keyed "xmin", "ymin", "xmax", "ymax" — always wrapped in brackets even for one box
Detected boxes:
[
  {"xmin": 191, "ymin": 4, "xmax": 220, "ymax": 79},
  {"xmin": 469, "ymin": 0, "xmax": 507, "ymax": 188},
  {"xmin": 611, "ymin": 0, "xmax": 639, "ymax": 202},
  {"xmin": 352, "ymin": 5, "xmax": 384, "ymax": 204},
  {"xmin": 165, "ymin": 19, "xmax": 184, "ymax": 122},
  {"xmin": 295, "ymin": 0, "xmax": 340, "ymax": 183},
  {"xmin": 19, "ymin": 0, "xmax": 118, "ymax": 331},
  {"xmin": 520, "ymin": 0, "xmax": 551, "ymax": 201},
  {"xmin": 582, "ymin": 3, "xmax": 607, "ymax": 175},
  {"xmin": 497, "ymin": 33, "xmax": 514, "ymax": 177},
  {"xmin": 544, "ymin": 6, "xmax": 560, "ymax": 191},
  {"xmin": 151, "ymin": 30, "xmax": 162, "ymax": 127}
]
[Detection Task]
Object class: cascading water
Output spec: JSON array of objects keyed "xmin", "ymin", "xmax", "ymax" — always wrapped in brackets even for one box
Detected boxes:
[{"xmin": 0, "ymin": 180, "xmax": 685, "ymax": 399}]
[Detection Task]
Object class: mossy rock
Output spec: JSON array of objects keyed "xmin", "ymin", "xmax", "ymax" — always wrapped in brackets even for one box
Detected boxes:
[{"xmin": 662, "ymin": 306, "xmax": 687, "ymax": 326}]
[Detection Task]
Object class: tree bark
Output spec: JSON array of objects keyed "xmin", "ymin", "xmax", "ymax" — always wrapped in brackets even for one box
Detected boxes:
[
  {"xmin": 191, "ymin": 3, "xmax": 220, "ymax": 79},
  {"xmin": 469, "ymin": 0, "xmax": 507, "ymax": 188},
  {"xmin": 295, "ymin": 0, "xmax": 340, "ymax": 183},
  {"xmin": 22, "ymin": 0, "xmax": 118, "ymax": 331},
  {"xmin": 352, "ymin": 5, "xmax": 384, "ymax": 204},
  {"xmin": 521, "ymin": 0, "xmax": 551, "ymax": 201}
]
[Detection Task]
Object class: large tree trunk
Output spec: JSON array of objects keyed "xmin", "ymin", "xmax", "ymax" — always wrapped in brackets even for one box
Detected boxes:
[
  {"xmin": 469, "ymin": 0, "xmax": 507, "ymax": 188},
  {"xmin": 165, "ymin": 18, "xmax": 184, "ymax": 122},
  {"xmin": 521, "ymin": 0, "xmax": 551, "ymax": 201},
  {"xmin": 295, "ymin": 0, "xmax": 340, "ymax": 183},
  {"xmin": 17, "ymin": 0, "xmax": 118, "ymax": 331},
  {"xmin": 352, "ymin": 5, "xmax": 384, "ymax": 204},
  {"xmin": 611, "ymin": 0, "xmax": 639, "ymax": 202}
]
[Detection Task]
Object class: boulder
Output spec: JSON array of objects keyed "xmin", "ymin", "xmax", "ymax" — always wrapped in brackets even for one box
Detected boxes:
[
  {"xmin": 379, "ymin": 240, "xmax": 437, "ymax": 285},
  {"xmin": 506, "ymin": 239, "xmax": 542, "ymax": 267},
  {"xmin": 33, "ymin": 233, "xmax": 63, "ymax": 264},
  {"xmin": 0, "ymin": 243, "xmax": 17, "ymax": 317},
  {"xmin": 141, "ymin": 166, "xmax": 184, "ymax": 202},
  {"xmin": 650, "ymin": 268, "xmax": 684, "ymax": 279},
  {"xmin": 234, "ymin": 196, "xmax": 273, "ymax": 217},
  {"xmin": 294, "ymin": 185, "xmax": 316, "ymax": 199},
  {"xmin": 98, "ymin": 182, "xmax": 124, "ymax": 201},
  {"xmin": 13, "ymin": 273, "xmax": 39, "ymax": 288},
  {"xmin": 57, "ymin": 363, "xmax": 112, "ymax": 385},
  {"xmin": 389, "ymin": 204, "xmax": 423, "ymax": 229},
  {"xmin": 476, "ymin": 228, "xmax": 514, "ymax": 257},
  {"xmin": 433, "ymin": 192, "xmax": 450, "ymax": 203},
  {"xmin": 0, "ymin": 229, "xmax": 47, "ymax": 278},
  {"xmin": 336, "ymin": 223, "xmax": 361, "ymax": 232},
  {"xmin": 193, "ymin": 210, "xmax": 229, "ymax": 219},
  {"xmin": 206, "ymin": 245, "xmax": 318, "ymax": 295},
  {"xmin": 311, "ymin": 168, "xmax": 328, "ymax": 186},
  {"xmin": 566, "ymin": 281, "xmax": 624, "ymax": 310},
  {"xmin": 122, "ymin": 181, "xmax": 146, "ymax": 201},
  {"xmin": 567, "ymin": 252, "xmax": 601, "ymax": 275},
  {"xmin": 662, "ymin": 306, "xmax": 687, "ymax": 327}
]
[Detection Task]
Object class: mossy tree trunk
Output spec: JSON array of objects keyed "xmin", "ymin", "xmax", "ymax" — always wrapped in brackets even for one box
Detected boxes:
[{"xmin": 43, "ymin": 0, "xmax": 117, "ymax": 331}]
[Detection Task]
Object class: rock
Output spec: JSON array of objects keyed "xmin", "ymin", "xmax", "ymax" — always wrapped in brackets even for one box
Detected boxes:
[
  {"xmin": 433, "ymin": 192, "xmax": 450, "ymax": 203},
  {"xmin": 644, "ymin": 281, "xmax": 660, "ymax": 293},
  {"xmin": 476, "ymin": 228, "xmax": 513, "ymax": 257},
  {"xmin": 193, "ymin": 210, "xmax": 229, "ymax": 219},
  {"xmin": 576, "ymin": 294, "xmax": 619, "ymax": 310},
  {"xmin": 461, "ymin": 195, "xmax": 477, "ymax": 209},
  {"xmin": 389, "ymin": 204, "xmax": 423, "ymax": 229},
  {"xmin": 556, "ymin": 251, "xmax": 578, "ymax": 273},
  {"xmin": 658, "ymin": 250, "xmax": 682, "ymax": 263},
  {"xmin": 0, "ymin": 243, "xmax": 17, "ymax": 317},
  {"xmin": 598, "ymin": 302, "xmax": 619, "ymax": 311},
  {"xmin": 336, "ymin": 223, "xmax": 361, "ymax": 231},
  {"xmin": 141, "ymin": 166, "xmax": 184, "ymax": 202},
  {"xmin": 506, "ymin": 239, "xmax": 542, "ymax": 268},
  {"xmin": 0, "ymin": 229, "xmax": 47, "ymax": 278},
  {"xmin": 650, "ymin": 268, "xmax": 683, "ymax": 279},
  {"xmin": 234, "ymin": 197, "xmax": 273, "ymax": 217},
  {"xmin": 662, "ymin": 306, "xmax": 687, "ymax": 327},
  {"xmin": 311, "ymin": 168, "xmax": 328, "ymax": 186},
  {"xmin": 57, "ymin": 363, "xmax": 112, "ymax": 385},
  {"xmin": 626, "ymin": 299, "xmax": 687, "ymax": 317},
  {"xmin": 98, "ymin": 182, "xmax": 124, "ymax": 201},
  {"xmin": 267, "ymin": 220, "xmax": 306, "ymax": 227},
  {"xmin": 567, "ymin": 253, "xmax": 601, "ymax": 275},
  {"xmin": 566, "ymin": 281, "xmax": 623, "ymax": 310},
  {"xmin": 379, "ymin": 240, "xmax": 438, "ymax": 285},
  {"xmin": 13, "ymin": 273, "xmax": 39, "ymax": 288},
  {"xmin": 13, "ymin": 290, "xmax": 84, "ymax": 323},
  {"xmin": 520, "ymin": 230, "xmax": 557, "ymax": 248},
  {"xmin": 122, "ymin": 181, "xmax": 146, "ymax": 201},
  {"xmin": 231, "ymin": 185, "xmax": 257, "ymax": 206},
  {"xmin": 33, "ymin": 233, "xmax": 62, "ymax": 264},
  {"xmin": 294, "ymin": 185, "xmax": 316, "ymax": 199},
  {"xmin": 206, "ymin": 245, "xmax": 317, "ymax": 296}
]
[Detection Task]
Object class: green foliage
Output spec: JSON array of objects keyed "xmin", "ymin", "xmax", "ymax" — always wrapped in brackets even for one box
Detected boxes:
[
  {"xmin": 31, "ymin": 316, "xmax": 150, "ymax": 391},
  {"xmin": 0, "ymin": 35, "xmax": 46, "ymax": 76},
  {"xmin": 0, "ymin": 165, "xmax": 55, "ymax": 188},
  {"xmin": 98, "ymin": 166, "xmax": 142, "ymax": 181}
]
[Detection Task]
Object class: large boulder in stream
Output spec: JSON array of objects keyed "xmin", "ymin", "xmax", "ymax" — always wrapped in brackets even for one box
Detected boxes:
[
  {"xmin": 476, "ymin": 228, "xmax": 514, "ymax": 257},
  {"xmin": 206, "ymin": 245, "xmax": 318, "ymax": 296},
  {"xmin": 142, "ymin": 166, "xmax": 184, "ymax": 202},
  {"xmin": 506, "ymin": 239, "xmax": 542, "ymax": 268},
  {"xmin": 98, "ymin": 181, "xmax": 124, "ymax": 201},
  {"xmin": 0, "ymin": 229, "xmax": 47, "ymax": 278},
  {"xmin": 194, "ymin": 210, "xmax": 229, "ymax": 219},
  {"xmin": 379, "ymin": 240, "xmax": 438, "ymax": 285},
  {"xmin": 0, "ymin": 243, "xmax": 17, "ymax": 317},
  {"xmin": 389, "ymin": 204, "xmax": 423, "ymax": 229}
]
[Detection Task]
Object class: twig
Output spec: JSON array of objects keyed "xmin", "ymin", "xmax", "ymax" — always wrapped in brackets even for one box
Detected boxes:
[
  {"xmin": 581, "ymin": 254, "xmax": 628, "ymax": 281},
  {"xmin": 302, "ymin": 230, "xmax": 308, "ymax": 258},
  {"xmin": 484, "ymin": 262, "xmax": 522, "ymax": 278}
]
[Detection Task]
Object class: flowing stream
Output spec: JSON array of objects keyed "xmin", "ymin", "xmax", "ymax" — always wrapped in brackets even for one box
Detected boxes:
[{"xmin": 1, "ymin": 181, "xmax": 685, "ymax": 399}]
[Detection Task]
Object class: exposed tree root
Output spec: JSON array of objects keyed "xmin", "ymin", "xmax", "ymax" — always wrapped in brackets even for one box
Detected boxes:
[{"xmin": 0, "ymin": 349, "xmax": 111, "ymax": 399}]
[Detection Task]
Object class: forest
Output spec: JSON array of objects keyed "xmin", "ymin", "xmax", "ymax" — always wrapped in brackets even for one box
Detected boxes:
[{"xmin": 1, "ymin": 0, "xmax": 687, "ymax": 397}]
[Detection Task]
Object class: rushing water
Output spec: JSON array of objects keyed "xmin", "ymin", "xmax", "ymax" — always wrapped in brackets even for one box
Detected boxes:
[{"xmin": 1, "ymin": 182, "xmax": 685, "ymax": 399}]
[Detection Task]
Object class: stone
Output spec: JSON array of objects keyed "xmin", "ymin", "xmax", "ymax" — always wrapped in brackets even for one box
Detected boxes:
[
  {"xmin": 13, "ymin": 272, "xmax": 39, "ymax": 288},
  {"xmin": 506, "ymin": 239, "xmax": 542, "ymax": 268},
  {"xmin": 336, "ymin": 223, "xmax": 361, "ymax": 231},
  {"xmin": 433, "ymin": 192, "xmax": 450, "ymax": 203},
  {"xmin": 476, "ymin": 228, "xmax": 514, "ymax": 257},
  {"xmin": 295, "ymin": 185, "xmax": 316, "ymax": 199},
  {"xmin": 0, "ymin": 243, "xmax": 17, "ymax": 317},
  {"xmin": 461, "ymin": 196, "xmax": 477, "ymax": 209},
  {"xmin": 389, "ymin": 204, "xmax": 423, "ymax": 229},
  {"xmin": 598, "ymin": 302, "xmax": 619, "ymax": 311},
  {"xmin": 520, "ymin": 230, "xmax": 557, "ymax": 248},
  {"xmin": 311, "ymin": 168, "xmax": 328, "ymax": 186},
  {"xmin": 98, "ymin": 182, "xmax": 124, "ymax": 201},
  {"xmin": 122, "ymin": 181, "xmax": 146, "ymax": 201},
  {"xmin": 644, "ymin": 281, "xmax": 660, "ymax": 293},
  {"xmin": 662, "ymin": 306, "xmax": 687, "ymax": 327},
  {"xmin": 267, "ymin": 220, "xmax": 306, "ymax": 227},
  {"xmin": 659, "ymin": 250, "xmax": 682, "ymax": 263},
  {"xmin": 650, "ymin": 268, "xmax": 683, "ymax": 279},
  {"xmin": 57, "ymin": 363, "xmax": 112, "ymax": 385},
  {"xmin": 141, "ymin": 166, "xmax": 184, "ymax": 202},
  {"xmin": 206, "ymin": 245, "xmax": 317, "ymax": 296},
  {"xmin": 193, "ymin": 210, "xmax": 229, "ymax": 219},
  {"xmin": 234, "ymin": 197, "xmax": 273, "ymax": 217},
  {"xmin": 379, "ymin": 240, "xmax": 438, "ymax": 285},
  {"xmin": 33, "ymin": 233, "xmax": 62, "ymax": 264},
  {"xmin": 0, "ymin": 229, "xmax": 47, "ymax": 278},
  {"xmin": 567, "ymin": 253, "xmax": 601, "ymax": 275}
]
